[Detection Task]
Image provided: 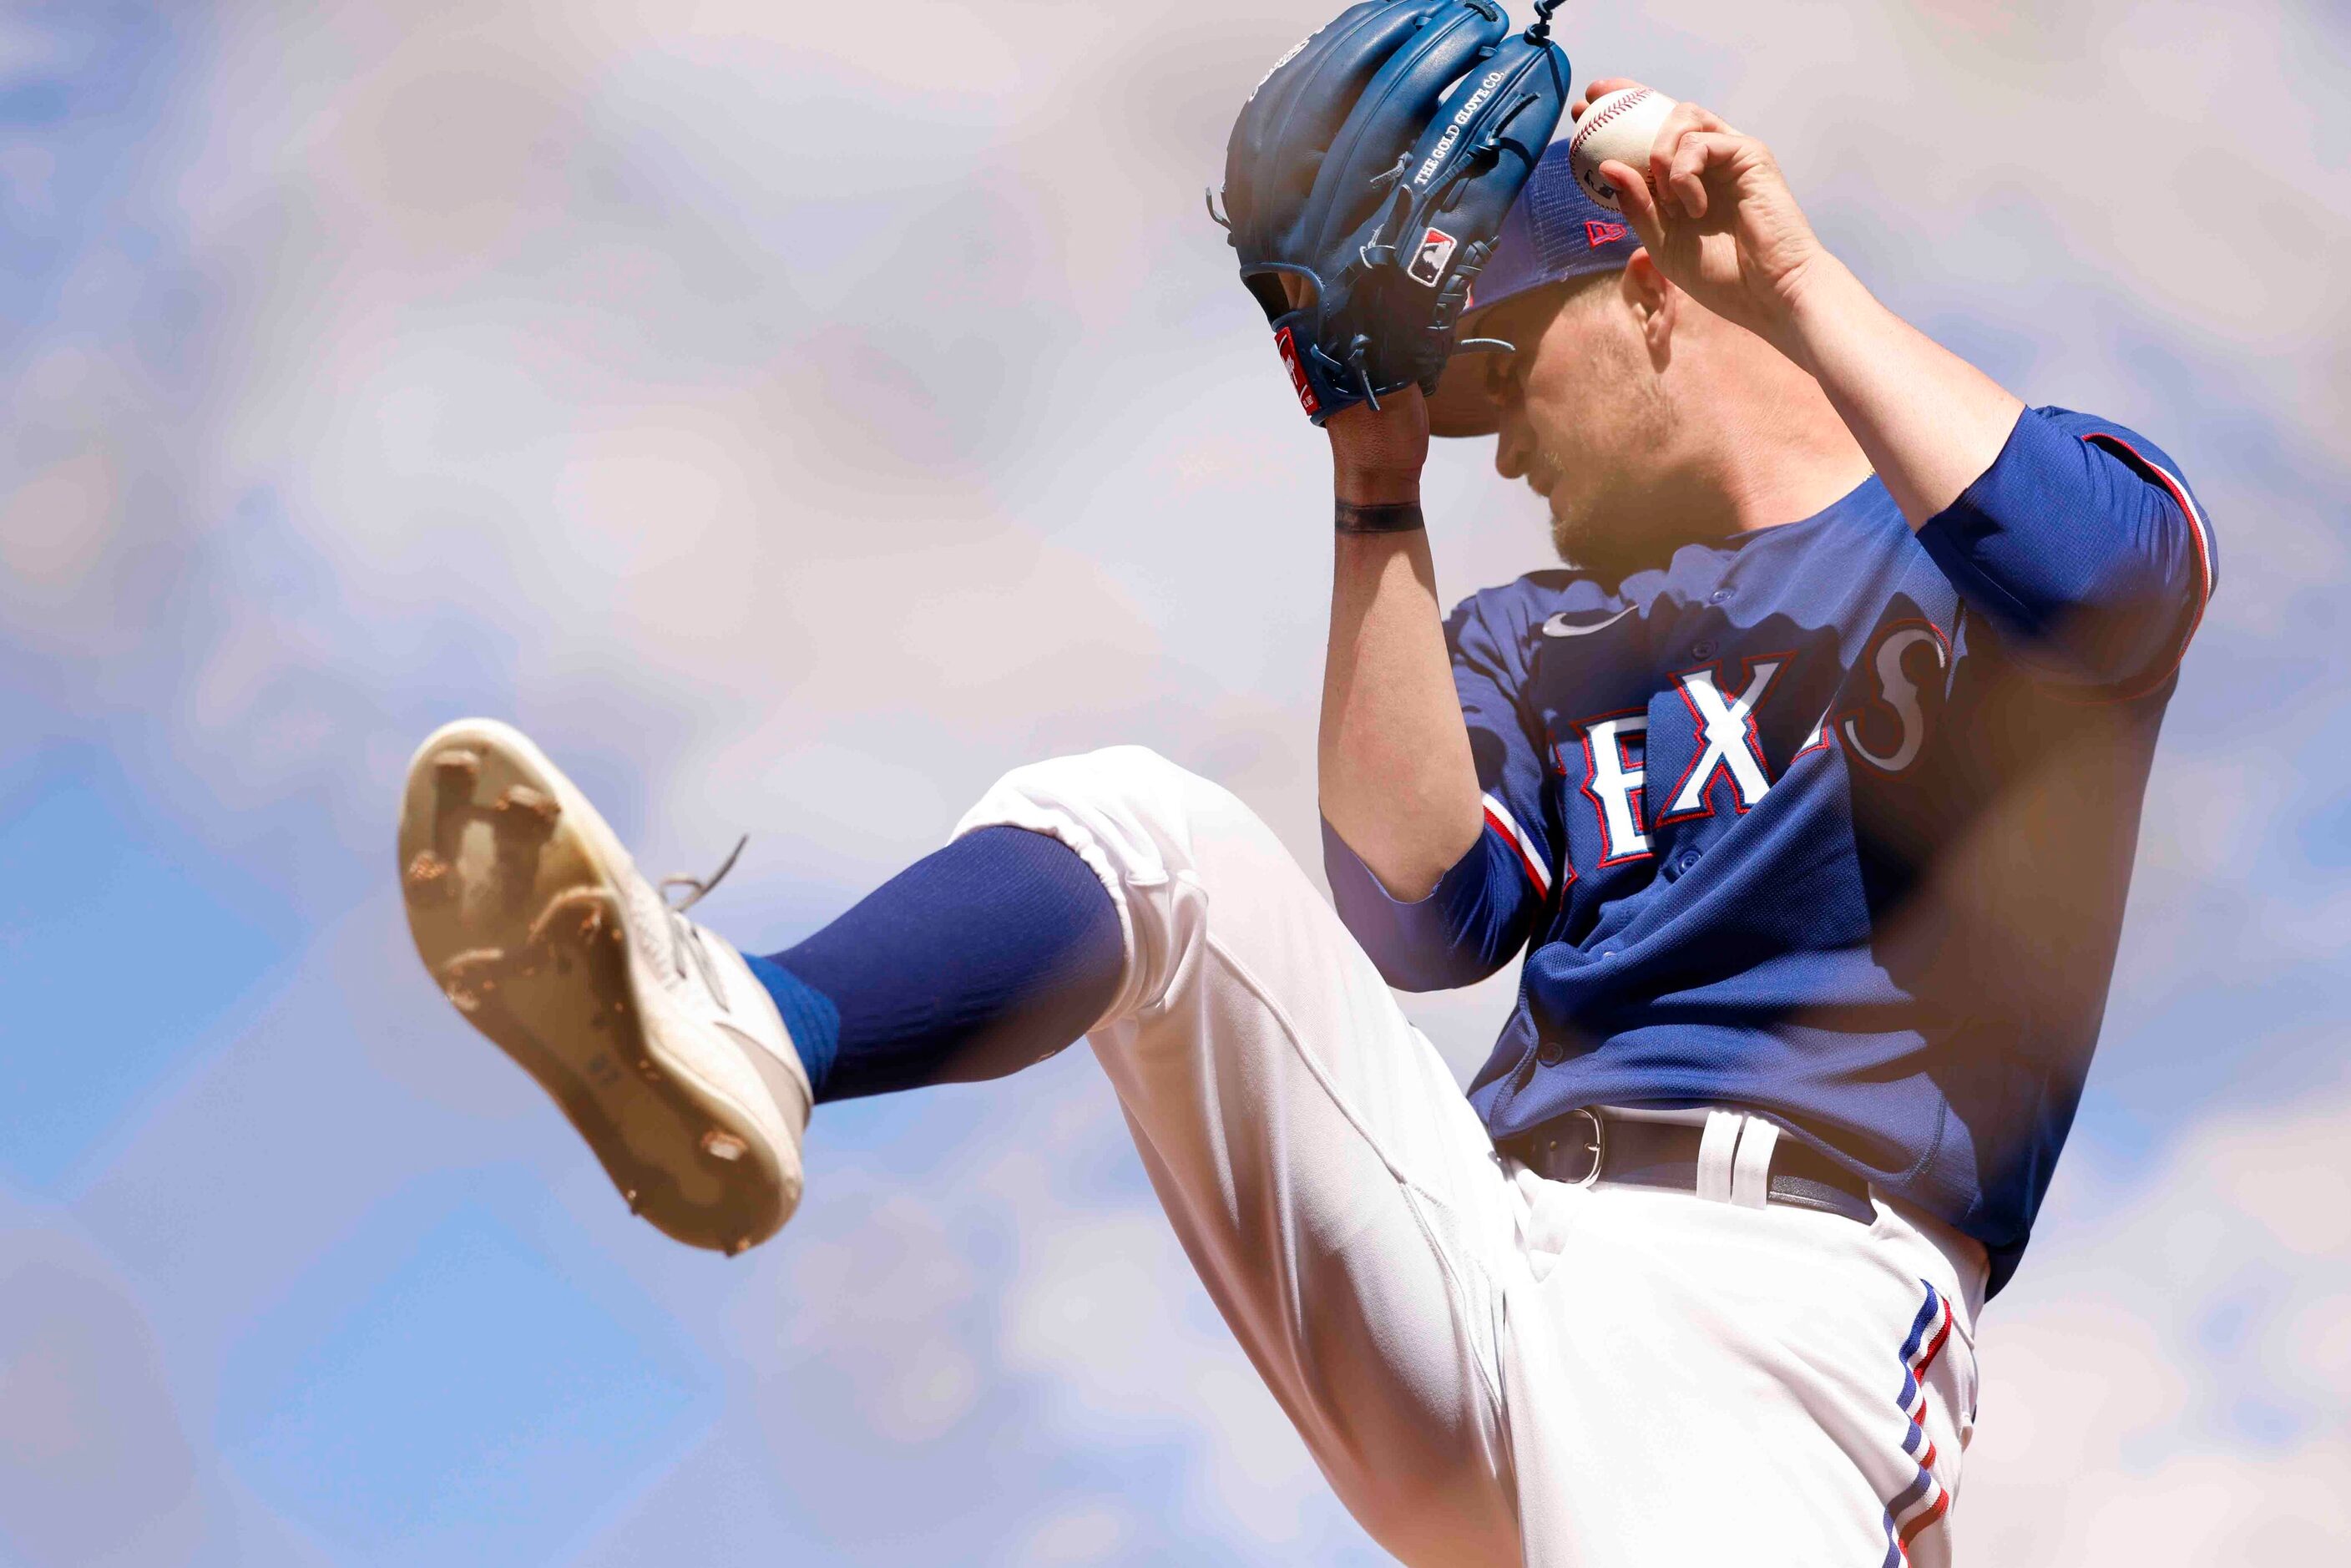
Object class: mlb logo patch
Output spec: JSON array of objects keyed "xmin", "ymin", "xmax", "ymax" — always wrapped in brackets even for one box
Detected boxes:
[
  {"xmin": 1408, "ymin": 226, "xmax": 1459, "ymax": 287},
  {"xmin": 1275, "ymin": 325, "xmax": 1319, "ymax": 415}
]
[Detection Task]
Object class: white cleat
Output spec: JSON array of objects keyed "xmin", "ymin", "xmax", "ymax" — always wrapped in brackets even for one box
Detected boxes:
[{"xmin": 397, "ymin": 718, "xmax": 810, "ymax": 1256}]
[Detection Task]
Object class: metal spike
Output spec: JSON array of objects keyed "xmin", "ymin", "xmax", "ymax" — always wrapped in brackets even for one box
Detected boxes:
[
  {"xmin": 405, "ymin": 849, "xmax": 454, "ymax": 904},
  {"xmin": 428, "ymin": 749, "xmax": 482, "ymax": 859},
  {"xmin": 431, "ymin": 748, "xmax": 482, "ymax": 787},
  {"xmin": 526, "ymin": 886, "xmax": 613, "ymax": 951},
  {"xmin": 491, "ymin": 785, "xmax": 561, "ymax": 913},
  {"xmin": 437, "ymin": 948, "xmax": 507, "ymax": 1012},
  {"xmin": 494, "ymin": 784, "xmax": 559, "ymax": 832}
]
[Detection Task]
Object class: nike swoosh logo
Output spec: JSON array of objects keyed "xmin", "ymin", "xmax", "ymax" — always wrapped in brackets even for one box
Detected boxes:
[{"xmin": 1540, "ymin": 606, "xmax": 1636, "ymax": 639}]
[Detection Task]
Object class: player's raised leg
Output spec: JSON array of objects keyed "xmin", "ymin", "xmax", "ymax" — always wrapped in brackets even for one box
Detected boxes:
[{"xmin": 399, "ymin": 725, "xmax": 1529, "ymax": 1565}]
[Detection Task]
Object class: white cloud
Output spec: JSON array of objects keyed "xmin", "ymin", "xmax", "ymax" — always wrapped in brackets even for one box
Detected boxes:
[
  {"xmin": 1968, "ymin": 1079, "xmax": 2351, "ymax": 1561},
  {"xmin": 8, "ymin": 2, "xmax": 2348, "ymax": 1562},
  {"xmin": 1020, "ymin": 1500, "xmax": 1133, "ymax": 1567},
  {"xmin": 993, "ymin": 1199, "xmax": 1355, "ymax": 1554},
  {"xmin": 762, "ymin": 1191, "xmax": 986, "ymax": 1443}
]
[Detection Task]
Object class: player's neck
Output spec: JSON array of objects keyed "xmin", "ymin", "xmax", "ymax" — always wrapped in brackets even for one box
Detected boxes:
[{"xmin": 1674, "ymin": 339, "xmax": 1877, "ymax": 537}]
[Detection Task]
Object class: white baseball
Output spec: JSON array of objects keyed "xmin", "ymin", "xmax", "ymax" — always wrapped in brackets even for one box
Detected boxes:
[{"xmin": 1568, "ymin": 86, "xmax": 1679, "ymax": 212}]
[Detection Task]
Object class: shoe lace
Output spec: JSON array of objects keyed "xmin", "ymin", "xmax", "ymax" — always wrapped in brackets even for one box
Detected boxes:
[
  {"xmin": 659, "ymin": 836, "xmax": 747, "ymax": 1001},
  {"xmin": 660, "ymin": 834, "xmax": 747, "ymax": 913}
]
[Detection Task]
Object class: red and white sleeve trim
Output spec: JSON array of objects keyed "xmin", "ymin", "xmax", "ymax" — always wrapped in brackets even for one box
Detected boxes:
[
  {"xmin": 1482, "ymin": 792, "xmax": 1552, "ymax": 898},
  {"xmin": 2081, "ymin": 432, "xmax": 2217, "ymax": 695}
]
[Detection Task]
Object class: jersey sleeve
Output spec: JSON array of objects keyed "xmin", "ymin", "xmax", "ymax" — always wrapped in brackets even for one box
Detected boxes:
[
  {"xmin": 1914, "ymin": 406, "xmax": 2218, "ymax": 695},
  {"xmin": 1323, "ymin": 589, "xmax": 1554, "ymax": 991}
]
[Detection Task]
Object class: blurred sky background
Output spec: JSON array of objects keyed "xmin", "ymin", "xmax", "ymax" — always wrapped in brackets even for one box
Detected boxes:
[{"xmin": 0, "ymin": 1, "xmax": 2346, "ymax": 1563}]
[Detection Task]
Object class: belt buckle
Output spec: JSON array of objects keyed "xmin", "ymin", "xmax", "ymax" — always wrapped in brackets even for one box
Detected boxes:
[{"xmin": 1559, "ymin": 1106, "xmax": 1604, "ymax": 1187}]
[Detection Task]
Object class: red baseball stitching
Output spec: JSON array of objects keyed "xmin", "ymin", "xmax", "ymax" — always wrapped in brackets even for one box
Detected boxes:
[{"xmin": 1570, "ymin": 86, "xmax": 1651, "ymax": 159}]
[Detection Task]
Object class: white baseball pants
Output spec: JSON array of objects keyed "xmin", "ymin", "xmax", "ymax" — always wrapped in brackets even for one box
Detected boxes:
[{"xmin": 958, "ymin": 747, "xmax": 1988, "ymax": 1568}]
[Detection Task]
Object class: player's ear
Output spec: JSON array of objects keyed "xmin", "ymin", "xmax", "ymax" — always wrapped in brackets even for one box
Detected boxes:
[{"xmin": 1624, "ymin": 250, "xmax": 1676, "ymax": 368}]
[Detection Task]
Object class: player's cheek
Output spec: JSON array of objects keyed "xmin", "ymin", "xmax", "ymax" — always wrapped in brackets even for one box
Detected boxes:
[
  {"xmin": 1580, "ymin": 387, "xmax": 1652, "ymax": 479},
  {"xmin": 1529, "ymin": 382, "xmax": 1597, "ymax": 484}
]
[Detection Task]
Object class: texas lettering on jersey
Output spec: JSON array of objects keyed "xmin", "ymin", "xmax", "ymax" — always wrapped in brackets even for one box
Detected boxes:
[{"xmin": 1543, "ymin": 617, "xmax": 1949, "ymax": 881}]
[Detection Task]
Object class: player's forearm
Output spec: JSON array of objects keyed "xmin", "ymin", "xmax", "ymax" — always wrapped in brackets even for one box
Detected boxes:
[
  {"xmin": 1313, "ymin": 392, "xmax": 1482, "ymax": 902},
  {"xmin": 1319, "ymin": 522, "xmax": 1483, "ymax": 904},
  {"xmin": 1777, "ymin": 256, "xmax": 2025, "ymax": 529}
]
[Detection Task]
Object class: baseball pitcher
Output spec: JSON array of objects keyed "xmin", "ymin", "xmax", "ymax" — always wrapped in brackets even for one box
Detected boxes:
[{"xmin": 396, "ymin": 3, "xmax": 2215, "ymax": 1560}]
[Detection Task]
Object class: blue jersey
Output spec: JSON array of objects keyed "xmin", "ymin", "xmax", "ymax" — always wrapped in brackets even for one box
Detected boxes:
[{"xmin": 1327, "ymin": 407, "xmax": 2217, "ymax": 1293}]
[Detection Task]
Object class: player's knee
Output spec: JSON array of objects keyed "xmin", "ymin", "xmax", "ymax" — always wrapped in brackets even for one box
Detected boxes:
[{"xmin": 983, "ymin": 745, "xmax": 1216, "ymax": 843}]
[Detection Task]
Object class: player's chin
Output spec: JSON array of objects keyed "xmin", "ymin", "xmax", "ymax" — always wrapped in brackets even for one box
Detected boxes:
[{"xmin": 1550, "ymin": 504, "xmax": 1673, "ymax": 584}]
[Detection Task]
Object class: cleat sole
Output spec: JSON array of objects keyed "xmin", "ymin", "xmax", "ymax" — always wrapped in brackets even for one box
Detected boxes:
[{"xmin": 398, "ymin": 719, "xmax": 791, "ymax": 1254}]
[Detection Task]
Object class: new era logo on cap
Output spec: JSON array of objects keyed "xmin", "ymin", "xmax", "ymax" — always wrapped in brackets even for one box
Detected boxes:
[{"xmin": 1448, "ymin": 143, "xmax": 1642, "ymax": 330}]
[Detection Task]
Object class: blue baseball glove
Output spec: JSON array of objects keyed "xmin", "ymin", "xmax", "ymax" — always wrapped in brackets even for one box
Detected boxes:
[{"xmin": 1216, "ymin": 1, "xmax": 1569, "ymax": 424}]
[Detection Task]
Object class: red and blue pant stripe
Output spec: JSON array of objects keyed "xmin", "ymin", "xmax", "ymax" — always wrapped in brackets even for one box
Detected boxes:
[{"xmin": 1878, "ymin": 1281, "xmax": 1955, "ymax": 1565}]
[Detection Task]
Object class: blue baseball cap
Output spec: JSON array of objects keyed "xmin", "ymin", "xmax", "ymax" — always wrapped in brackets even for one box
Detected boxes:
[{"xmin": 1428, "ymin": 137, "xmax": 1642, "ymax": 438}]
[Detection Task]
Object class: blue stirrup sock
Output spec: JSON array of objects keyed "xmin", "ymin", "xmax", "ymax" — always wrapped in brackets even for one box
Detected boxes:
[{"xmin": 741, "ymin": 826, "xmax": 1123, "ymax": 1105}]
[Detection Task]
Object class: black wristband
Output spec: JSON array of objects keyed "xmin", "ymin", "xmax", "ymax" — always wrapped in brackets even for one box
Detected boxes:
[{"xmin": 1334, "ymin": 499, "xmax": 1426, "ymax": 534}]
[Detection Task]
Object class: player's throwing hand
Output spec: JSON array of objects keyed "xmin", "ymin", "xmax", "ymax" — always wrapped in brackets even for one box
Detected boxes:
[{"xmin": 1579, "ymin": 78, "xmax": 1829, "ymax": 363}]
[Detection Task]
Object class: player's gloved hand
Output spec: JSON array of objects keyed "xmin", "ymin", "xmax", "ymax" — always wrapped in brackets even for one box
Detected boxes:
[
  {"xmin": 1580, "ymin": 78, "xmax": 1830, "ymax": 362},
  {"xmin": 1216, "ymin": 1, "xmax": 1570, "ymax": 427}
]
